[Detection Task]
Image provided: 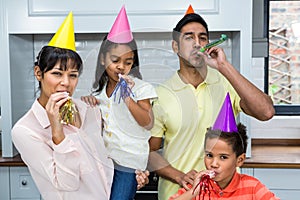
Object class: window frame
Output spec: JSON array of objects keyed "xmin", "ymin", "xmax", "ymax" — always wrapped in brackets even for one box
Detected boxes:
[{"xmin": 266, "ymin": 0, "xmax": 300, "ymax": 115}]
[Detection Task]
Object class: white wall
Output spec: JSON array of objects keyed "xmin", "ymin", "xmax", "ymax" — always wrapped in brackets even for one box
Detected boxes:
[{"xmin": 1, "ymin": 0, "xmax": 253, "ymax": 157}]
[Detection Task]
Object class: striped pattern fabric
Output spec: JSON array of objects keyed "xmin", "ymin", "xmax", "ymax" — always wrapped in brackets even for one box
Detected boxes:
[{"xmin": 169, "ymin": 172, "xmax": 280, "ymax": 200}]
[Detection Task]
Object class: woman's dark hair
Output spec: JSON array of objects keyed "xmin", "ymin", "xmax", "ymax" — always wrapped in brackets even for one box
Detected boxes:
[
  {"xmin": 35, "ymin": 46, "xmax": 83, "ymax": 89},
  {"xmin": 172, "ymin": 13, "xmax": 209, "ymax": 43},
  {"xmin": 92, "ymin": 34, "xmax": 142, "ymax": 94},
  {"xmin": 204, "ymin": 123, "xmax": 248, "ymax": 157}
]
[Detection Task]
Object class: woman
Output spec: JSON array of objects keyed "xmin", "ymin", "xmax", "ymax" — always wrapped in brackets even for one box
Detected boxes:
[{"xmin": 11, "ymin": 12, "xmax": 148, "ymax": 200}]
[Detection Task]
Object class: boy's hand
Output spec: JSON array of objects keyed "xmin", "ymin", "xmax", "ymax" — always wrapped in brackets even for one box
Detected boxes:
[{"xmin": 192, "ymin": 170, "xmax": 216, "ymax": 195}]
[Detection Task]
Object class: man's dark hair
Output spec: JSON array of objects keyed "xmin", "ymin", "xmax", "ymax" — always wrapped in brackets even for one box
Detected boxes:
[{"xmin": 172, "ymin": 13, "xmax": 209, "ymax": 43}]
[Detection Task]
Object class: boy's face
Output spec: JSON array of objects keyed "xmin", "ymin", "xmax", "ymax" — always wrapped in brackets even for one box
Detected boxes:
[{"xmin": 204, "ymin": 137, "xmax": 245, "ymax": 189}]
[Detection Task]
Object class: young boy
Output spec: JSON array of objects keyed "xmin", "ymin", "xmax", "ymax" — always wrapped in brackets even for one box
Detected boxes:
[{"xmin": 169, "ymin": 93, "xmax": 279, "ymax": 200}]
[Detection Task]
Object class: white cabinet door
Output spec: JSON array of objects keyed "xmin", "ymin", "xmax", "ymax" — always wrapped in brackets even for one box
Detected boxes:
[
  {"xmin": 252, "ymin": 168, "xmax": 300, "ymax": 200},
  {"xmin": 10, "ymin": 167, "xmax": 41, "ymax": 200},
  {"xmin": 254, "ymin": 168, "xmax": 300, "ymax": 190},
  {"xmin": 0, "ymin": 167, "xmax": 10, "ymax": 200},
  {"xmin": 271, "ymin": 190, "xmax": 300, "ymax": 200}
]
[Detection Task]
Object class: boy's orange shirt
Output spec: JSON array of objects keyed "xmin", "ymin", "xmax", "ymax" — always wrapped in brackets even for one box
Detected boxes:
[{"xmin": 169, "ymin": 172, "xmax": 280, "ymax": 200}]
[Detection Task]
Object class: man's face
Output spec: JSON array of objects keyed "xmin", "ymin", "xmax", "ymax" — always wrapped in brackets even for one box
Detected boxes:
[{"xmin": 175, "ymin": 22, "xmax": 209, "ymax": 68}]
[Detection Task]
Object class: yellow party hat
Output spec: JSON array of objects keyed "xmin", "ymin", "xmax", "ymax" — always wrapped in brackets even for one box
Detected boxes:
[{"xmin": 48, "ymin": 12, "xmax": 76, "ymax": 51}]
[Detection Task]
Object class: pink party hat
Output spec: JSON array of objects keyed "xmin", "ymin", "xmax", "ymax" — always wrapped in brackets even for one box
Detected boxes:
[
  {"xmin": 107, "ymin": 5, "xmax": 133, "ymax": 43},
  {"xmin": 212, "ymin": 93, "xmax": 238, "ymax": 132}
]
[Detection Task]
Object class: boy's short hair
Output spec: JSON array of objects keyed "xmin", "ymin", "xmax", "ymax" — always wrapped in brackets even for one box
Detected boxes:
[
  {"xmin": 205, "ymin": 123, "xmax": 248, "ymax": 157},
  {"xmin": 172, "ymin": 13, "xmax": 209, "ymax": 42}
]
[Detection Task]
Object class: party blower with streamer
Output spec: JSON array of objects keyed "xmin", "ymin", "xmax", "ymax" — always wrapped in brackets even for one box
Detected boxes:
[
  {"xmin": 59, "ymin": 99, "xmax": 78, "ymax": 125},
  {"xmin": 112, "ymin": 74, "xmax": 135, "ymax": 103},
  {"xmin": 199, "ymin": 34, "xmax": 228, "ymax": 52}
]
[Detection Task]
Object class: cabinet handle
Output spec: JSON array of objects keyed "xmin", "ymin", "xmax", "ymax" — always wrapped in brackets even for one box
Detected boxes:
[
  {"xmin": 152, "ymin": 174, "xmax": 158, "ymax": 182},
  {"xmin": 21, "ymin": 180, "xmax": 27, "ymax": 186}
]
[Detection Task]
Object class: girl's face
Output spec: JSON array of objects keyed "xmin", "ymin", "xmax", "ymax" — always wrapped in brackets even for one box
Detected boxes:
[
  {"xmin": 35, "ymin": 60, "xmax": 79, "ymax": 107},
  {"xmin": 102, "ymin": 44, "xmax": 134, "ymax": 83},
  {"xmin": 204, "ymin": 137, "xmax": 245, "ymax": 189}
]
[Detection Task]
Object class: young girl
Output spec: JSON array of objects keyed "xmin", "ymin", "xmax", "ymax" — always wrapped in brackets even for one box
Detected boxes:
[
  {"xmin": 82, "ymin": 6, "xmax": 157, "ymax": 200},
  {"xmin": 169, "ymin": 94, "xmax": 279, "ymax": 200}
]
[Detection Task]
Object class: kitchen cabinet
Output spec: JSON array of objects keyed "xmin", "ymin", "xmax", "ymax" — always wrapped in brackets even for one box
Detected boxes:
[
  {"xmin": 135, "ymin": 172, "xmax": 159, "ymax": 200},
  {"xmin": 2, "ymin": 166, "xmax": 300, "ymax": 200},
  {"xmin": 0, "ymin": 167, "xmax": 10, "ymax": 200},
  {"xmin": 10, "ymin": 167, "xmax": 41, "ymax": 200},
  {"xmin": 241, "ymin": 168, "xmax": 300, "ymax": 200},
  {"xmin": 0, "ymin": 167, "xmax": 41, "ymax": 200}
]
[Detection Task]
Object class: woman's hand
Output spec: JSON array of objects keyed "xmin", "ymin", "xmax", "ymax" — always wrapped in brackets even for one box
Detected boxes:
[
  {"xmin": 81, "ymin": 95, "xmax": 99, "ymax": 107},
  {"xmin": 45, "ymin": 92, "xmax": 69, "ymax": 144},
  {"xmin": 135, "ymin": 169, "xmax": 150, "ymax": 190}
]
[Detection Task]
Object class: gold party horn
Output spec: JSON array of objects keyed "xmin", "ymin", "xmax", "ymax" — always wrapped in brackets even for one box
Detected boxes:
[{"xmin": 59, "ymin": 98, "xmax": 78, "ymax": 125}]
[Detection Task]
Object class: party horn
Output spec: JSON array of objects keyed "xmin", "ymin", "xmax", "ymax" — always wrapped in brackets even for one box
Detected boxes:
[
  {"xmin": 59, "ymin": 99, "xmax": 78, "ymax": 125},
  {"xmin": 200, "ymin": 34, "xmax": 228, "ymax": 52}
]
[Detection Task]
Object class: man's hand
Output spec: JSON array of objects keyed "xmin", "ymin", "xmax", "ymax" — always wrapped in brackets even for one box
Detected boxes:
[
  {"xmin": 176, "ymin": 169, "xmax": 198, "ymax": 190},
  {"xmin": 199, "ymin": 46, "xmax": 228, "ymax": 71}
]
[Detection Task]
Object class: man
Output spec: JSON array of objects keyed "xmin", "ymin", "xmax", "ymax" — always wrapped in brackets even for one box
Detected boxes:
[{"xmin": 149, "ymin": 13, "xmax": 275, "ymax": 200}]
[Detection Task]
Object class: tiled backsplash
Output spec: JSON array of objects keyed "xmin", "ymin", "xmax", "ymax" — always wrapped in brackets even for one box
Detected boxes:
[{"xmin": 33, "ymin": 32, "xmax": 233, "ymax": 99}]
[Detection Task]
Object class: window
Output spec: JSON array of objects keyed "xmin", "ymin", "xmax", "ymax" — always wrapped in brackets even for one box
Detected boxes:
[{"xmin": 268, "ymin": 0, "xmax": 300, "ymax": 115}]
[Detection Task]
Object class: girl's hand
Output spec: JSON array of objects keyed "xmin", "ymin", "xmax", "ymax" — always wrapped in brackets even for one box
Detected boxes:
[
  {"xmin": 135, "ymin": 169, "xmax": 150, "ymax": 190},
  {"xmin": 81, "ymin": 95, "xmax": 100, "ymax": 107},
  {"xmin": 119, "ymin": 74, "xmax": 135, "ymax": 89}
]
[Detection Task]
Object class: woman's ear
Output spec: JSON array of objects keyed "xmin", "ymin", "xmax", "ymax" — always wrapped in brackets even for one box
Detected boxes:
[
  {"xmin": 34, "ymin": 66, "xmax": 42, "ymax": 81},
  {"xmin": 236, "ymin": 153, "xmax": 246, "ymax": 167},
  {"xmin": 172, "ymin": 40, "xmax": 179, "ymax": 53}
]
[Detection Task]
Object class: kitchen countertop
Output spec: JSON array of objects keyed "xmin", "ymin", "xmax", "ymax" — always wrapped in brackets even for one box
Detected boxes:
[
  {"xmin": 1, "ymin": 140, "xmax": 300, "ymax": 168},
  {"xmin": 241, "ymin": 139, "xmax": 300, "ymax": 168},
  {"xmin": 0, "ymin": 152, "xmax": 25, "ymax": 166},
  {"xmin": 242, "ymin": 144, "xmax": 300, "ymax": 168}
]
